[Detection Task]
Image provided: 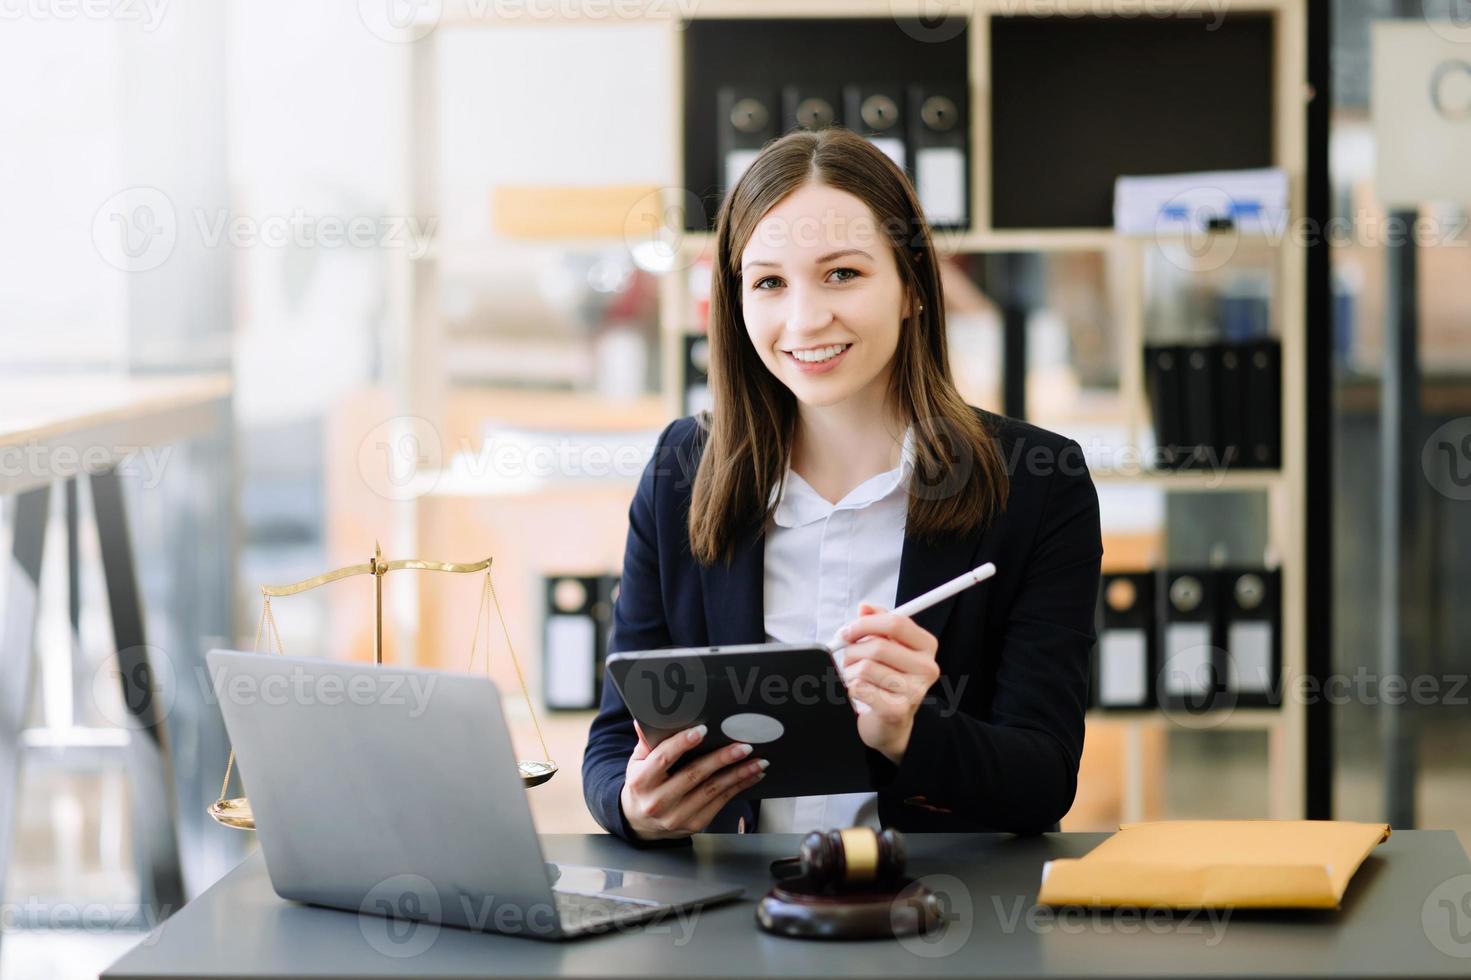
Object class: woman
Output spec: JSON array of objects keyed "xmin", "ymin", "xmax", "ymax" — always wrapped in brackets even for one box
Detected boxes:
[{"xmin": 582, "ymin": 126, "xmax": 1102, "ymax": 845}]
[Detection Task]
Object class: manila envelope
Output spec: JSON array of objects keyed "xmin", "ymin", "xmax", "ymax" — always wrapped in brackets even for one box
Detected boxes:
[{"xmin": 1036, "ymin": 820, "xmax": 1392, "ymax": 910}]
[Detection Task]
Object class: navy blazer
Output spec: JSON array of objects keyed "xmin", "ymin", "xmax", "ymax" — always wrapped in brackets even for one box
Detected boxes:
[{"xmin": 583, "ymin": 407, "xmax": 1103, "ymax": 845}]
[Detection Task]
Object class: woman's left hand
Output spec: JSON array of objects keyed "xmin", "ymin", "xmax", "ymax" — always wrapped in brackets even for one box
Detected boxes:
[{"xmin": 838, "ymin": 602, "xmax": 941, "ymax": 765}]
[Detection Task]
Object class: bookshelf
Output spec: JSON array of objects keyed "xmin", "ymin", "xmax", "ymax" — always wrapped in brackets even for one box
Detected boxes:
[{"xmin": 388, "ymin": 0, "xmax": 1312, "ymax": 826}]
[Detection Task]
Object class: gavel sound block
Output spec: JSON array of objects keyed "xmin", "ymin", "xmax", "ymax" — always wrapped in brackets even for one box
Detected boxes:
[{"xmin": 757, "ymin": 828, "xmax": 945, "ymax": 940}]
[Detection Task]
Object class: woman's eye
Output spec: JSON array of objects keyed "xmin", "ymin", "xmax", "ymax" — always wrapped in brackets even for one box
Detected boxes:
[{"xmin": 752, "ymin": 269, "xmax": 858, "ymax": 289}]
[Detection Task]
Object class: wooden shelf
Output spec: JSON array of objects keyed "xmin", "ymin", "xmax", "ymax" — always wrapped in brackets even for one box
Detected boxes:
[
  {"xmin": 1091, "ymin": 468, "xmax": 1285, "ymax": 491},
  {"xmin": 1338, "ymin": 373, "xmax": 1471, "ymax": 416},
  {"xmin": 432, "ymin": 0, "xmax": 1293, "ymax": 29},
  {"xmin": 446, "ymin": 388, "xmax": 668, "ymax": 438},
  {"xmin": 413, "ymin": 236, "xmax": 660, "ymax": 262},
  {"xmin": 675, "ymin": 227, "xmax": 1122, "ymax": 256},
  {"xmin": 939, "ymin": 229, "xmax": 1122, "ymax": 254},
  {"xmin": 1087, "ymin": 708, "xmax": 1285, "ymax": 733},
  {"xmin": 420, "ymin": 473, "xmax": 640, "ymax": 500},
  {"xmin": 425, "ymin": 225, "xmax": 1286, "ymax": 261}
]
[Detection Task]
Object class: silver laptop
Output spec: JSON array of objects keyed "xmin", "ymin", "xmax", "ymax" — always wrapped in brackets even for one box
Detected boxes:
[{"xmin": 205, "ymin": 649, "xmax": 744, "ymax": 940}]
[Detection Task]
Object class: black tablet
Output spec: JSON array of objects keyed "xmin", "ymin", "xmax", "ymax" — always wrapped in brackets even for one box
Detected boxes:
[{"xmin": 604, "ymin": 643, "xmax": 872, "ymax": 801}]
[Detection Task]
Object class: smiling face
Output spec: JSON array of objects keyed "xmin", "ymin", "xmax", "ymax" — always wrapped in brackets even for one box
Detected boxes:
[{"xmin": 739, "ymin": 182, "xmax": 912, "ymax": 410}]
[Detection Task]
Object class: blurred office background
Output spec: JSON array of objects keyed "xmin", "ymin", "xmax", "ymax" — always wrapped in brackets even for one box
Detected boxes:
[{"xmin": 1, "ymin": 1, "xmax": 1470, "ymax": 976}]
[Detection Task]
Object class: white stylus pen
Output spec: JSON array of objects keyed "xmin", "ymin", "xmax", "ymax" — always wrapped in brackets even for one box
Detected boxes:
[{"xmin": 827, "ymin": 561, "xmax": 998, "ymax": 660}]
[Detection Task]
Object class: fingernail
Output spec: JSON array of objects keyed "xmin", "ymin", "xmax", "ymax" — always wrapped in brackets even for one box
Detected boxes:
[
  {"xmin": 734, "ymin": 742, "xmax": 753, "ymax": 758},
  {"xmin": 756, "ymin": 758, "xmax": 770, "ymax": 771},
  {"xmin": 688, "ymin": 724, "xmax": 707, "ymax": 743}
]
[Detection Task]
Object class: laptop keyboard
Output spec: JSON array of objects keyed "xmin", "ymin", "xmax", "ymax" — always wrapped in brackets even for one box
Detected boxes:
[{"xmin": 555, "ymin": 891, "xmax": 663, "ymax": 933}]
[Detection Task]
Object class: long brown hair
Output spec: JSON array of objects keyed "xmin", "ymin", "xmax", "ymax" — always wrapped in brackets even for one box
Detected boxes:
[{"xmin": 688, "ymin": 126, "xmax": 1010, "ymax": 567}]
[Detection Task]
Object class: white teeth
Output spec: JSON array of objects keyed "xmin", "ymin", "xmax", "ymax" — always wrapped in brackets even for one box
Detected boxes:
[{"xmin": 789, "ymin": 344, "xmax": 849, "ymax": 364}]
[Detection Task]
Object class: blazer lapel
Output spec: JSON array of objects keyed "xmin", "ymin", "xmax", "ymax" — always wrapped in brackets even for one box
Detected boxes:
[
  {"xmin": 699, "ymin": 521, "xmax": 767, "ymax": 646},
  {"xmin": 895, "ymin": 526, "xmax": 984, "ymax": 645}
]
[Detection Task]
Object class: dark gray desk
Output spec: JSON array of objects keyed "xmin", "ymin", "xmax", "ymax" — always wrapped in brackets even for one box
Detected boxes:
[{"xmin": 105, "ymin": 831, "xmax": 1471, "ymax": 978}]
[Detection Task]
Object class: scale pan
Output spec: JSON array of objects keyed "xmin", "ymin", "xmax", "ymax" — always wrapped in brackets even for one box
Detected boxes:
[
  {"xmin": 519, "ymin": 760, "xmax": 557, "ymax": 787},
  {"xmin": 208, "ymin": 797, "xmax": 256, "ymax": 830}
]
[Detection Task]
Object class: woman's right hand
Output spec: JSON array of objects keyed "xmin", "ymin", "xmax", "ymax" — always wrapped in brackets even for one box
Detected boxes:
[{"xmin": 619, "ymin": 721, "xmax": 768, "ymax": 840}]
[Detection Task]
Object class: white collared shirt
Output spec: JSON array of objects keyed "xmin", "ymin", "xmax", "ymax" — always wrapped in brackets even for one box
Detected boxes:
[{"xmin": 756, "ymin": 425, "xmax": 916, "ymax": 834}]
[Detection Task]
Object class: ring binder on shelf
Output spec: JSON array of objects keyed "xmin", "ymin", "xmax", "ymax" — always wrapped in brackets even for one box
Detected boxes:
[
  {"xmin": 1158, "ymin": 569, "xmax": 1223, "ymax": 711},
  {"xmin": 1150, "ymin": 341, "xmax": 1281, "ymax": 473},
  {"xmin": 843, "ymin": 83, "xmax": 908, "ymax": 173},
  {"xmin": 1242, "ymin": 338, "xmax": 1282, "ymax": 468},
  {"xmin": 1094, "ymin": 572, "xmax": 1157, "ymax": 710},
  {"xmin": 782, "ymin": 84, "xmax": 841, "ymax": 133},
  {"xmin": 543, "ymin": 575, "xmax": 607, "ymax": 711},
  {"xmin": 908, "ymin": 82, "xmax": 969, "ymax": 228},
  {"xmin": 1216, "ymin": 343, "xmax": 1247, "ymax": 470},
  {"xmin": 1220, "ymin": 567, "xmax": 1281, "ymax": 707},
  {"xmin": 1181, "ymin": 345, "xmax": 1218, "ymax": 470},
  {"xmin": 682, "ymin": 333, "xmax": 713, "ymax": 417},
  {"xmin": 1176, "ymin": 345, "xmax": 1223, "ymax": 470},
  {"xmin": 718, "ymin": 86, "xmax": 777, "ymax": 193},
  {"xmin": 1145, "ymin": 344, "xmax": 1187, "ymax": 471}
]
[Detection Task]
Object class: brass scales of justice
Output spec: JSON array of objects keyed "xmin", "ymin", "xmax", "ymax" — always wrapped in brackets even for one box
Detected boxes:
[{"xmin": 208, "ymin": 543, "xmax": 557, "ymax": 830}]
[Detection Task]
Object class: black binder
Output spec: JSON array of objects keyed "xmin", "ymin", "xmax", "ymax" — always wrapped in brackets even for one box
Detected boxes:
[
  {"xmin": 1215, "ymin": 343, "xmax": 1248, "ymax": 471},
  {"xmin": 1157, "ymin": 569, "xmax": 1224, "ymax": 712},
  {"xmin": 681, "ymin": 333, "xmax": 712, "ymax": 417},
  {"xmin": 543, "ymin": 575, "xmax": 607, "ymax": 711},
  {"xmin": 782, "ymin": 84, "xmax": 841, "ymax": 133},
  {"xmin": 1093, "ymin": 572, "xmax": 1156, "ymax": 710},
  {"xmin": 681, "ymin": 19, "xmax": 968, "ymax": 233},
  {"xmin": 1241, "ymin": 338, "xmax": 1282, "ymax": 469},
  {"xmin": 907, "ymin": 82, "xmax": 969, "ymax": 229},
  {"xmin": 1219, "ymin": 567, "xmax": 1281, "ymax": 708},
  {"xmin": 1180, "ymin": 345, "xmax": 1218, "ymax": 470},
  {"xmin": 843, "ymin": 83, "xmax": 908, "ymax": 173},
  {"xmin": 717, "ymin": 86, "xmax": 777, "ymax": 193},
  {"xmin": 1145, "ymin": 345, "xmax": 1186, "ymax": 471}
]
